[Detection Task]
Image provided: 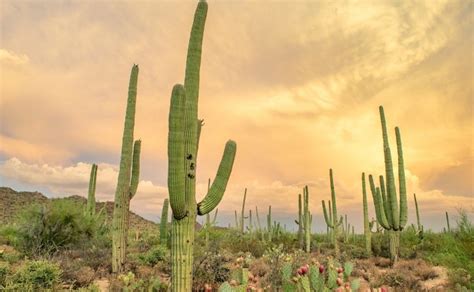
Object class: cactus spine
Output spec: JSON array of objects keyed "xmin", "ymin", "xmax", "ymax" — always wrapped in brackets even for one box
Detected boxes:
[
  {"xmin": 167, "ymin": 1, "xmax": 237, "ymax": 289},
  {"xmin": 160, "ymin": 199, "xmax": 169, "ymax": 246},
  {"xmin": 322, "ymin": 169, "xmax": 343, "ymax": 255},
  {"xmin": 362, "ymin": 173, "xmax": 371, "ymax": 255},
  {"xmin": 87, "ymin": 164, "xmax": 98, "ymax": 216},
  {"xmin": 369, "ymin": 106, "xmax": 407, "ymax": 263},
  {"xmin": 111, "ymin": 65, "xmax": 141, "ymax": 273}
]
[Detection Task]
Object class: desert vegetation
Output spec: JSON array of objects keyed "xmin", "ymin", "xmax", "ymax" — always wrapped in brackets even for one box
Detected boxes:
[{"xmin": 0, "ymin": 0, "xmax": 472, "ymax": 291}]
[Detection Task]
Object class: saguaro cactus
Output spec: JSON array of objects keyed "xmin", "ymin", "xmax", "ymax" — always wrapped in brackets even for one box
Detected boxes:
[
  {"xmin": 413, "ymin": 193, "xmax": 423, "ymax": 238},
  {"xmin": 303, "ymin": 186, "xmax": 312, "ymax": 252},
  {"xmin": 322, "ymin": 169, "xmax": 343, "ymax": 255},
  {"xmin": 368, "ymin": 106, "xmax": 407, "ymax": 263},
  {"xmin": 445, "ymin": 211, "xmax": 451, "ymax": 232},
  {"xmin": 297, "ymin": 193, "xmax": 304, "ymax": 248},
  {"xmin": 240, "ymin": 188, "xmax": 247, "ymax": 233},
  {"xmin": 87, "ymin": 164, "xmax": 98, "ymax": 216},
  {"xmin": 362, "ymin": 173, "xmax": 371, "ymax": 255},
  {"xmin": 267, "ymin": 206, "xmax": 272, "ymax": 242},
  {"xmin": 112, "ymin": 65, "xmax": 142, "ymax": 273},
  {"xmin": 167, "ymin": 1, "xmax": 237, "ymax": 290},
  {"xmin": 160, "ymin": 199, "xmax": 169, "ymax": 246}
]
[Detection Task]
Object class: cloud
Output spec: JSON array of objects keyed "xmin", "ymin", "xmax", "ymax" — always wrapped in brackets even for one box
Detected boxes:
[{"xmin": 0, "ymin": 49, "xmax": 29, "ymax": 65}]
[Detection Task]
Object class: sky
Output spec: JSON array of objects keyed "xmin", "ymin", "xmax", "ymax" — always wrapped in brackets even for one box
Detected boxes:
[{"xmin": 0, "ymin": 0, "xmax": 472, "ymax": 232}]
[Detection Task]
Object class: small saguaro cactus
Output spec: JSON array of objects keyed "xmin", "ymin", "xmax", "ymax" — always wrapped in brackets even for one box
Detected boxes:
[
  {"xmin": 297, "ymin": 193, "xmax": 304, "ymax": 249},
  {"xmin": 445, "ymin": 211, "xmax": 451, "ymax": 232},
  {"xmin": 166, "ymin": 1, "xmax": 237, "ymax": 290},
  {"xmin": 86, "ymin": 163, "xmax": 98, "ymax": 216},
  {"xmin": 303, "ymin": 186, "xmax": 312, "ymax": 252},
  {"xmin": 413, "ymin": 193, "xmax": 423, "ymax": 238},
  {"xmin": 362, "ymin": 173, "xmax": 372, "ymax": 255},
  {"xmin": 111, "ymin": 65, "xmax": 142, "ymax": 273},
  {"xmin": 322, "ymin": 169, "xmax": 343, "ymax": 255},
  {"xmin": 368, "ymin": 106, "xmax": 407, "ymax": 263},
  {"xmin": 160, "ymin": 199, "xmax": 169, "ymax": 246},
  {"xmin": 240, "ymin": 188, "xmax": 248, "ymax": 233},
  {"xmin": 267, "ymin": 206, "xmax": 272, "ymax": 242}
]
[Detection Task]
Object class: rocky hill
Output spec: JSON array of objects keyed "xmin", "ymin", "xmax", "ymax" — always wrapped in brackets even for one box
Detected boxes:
[{"xmin": 0, "ymin": 186, "xmax": 157, "ymax": 230}]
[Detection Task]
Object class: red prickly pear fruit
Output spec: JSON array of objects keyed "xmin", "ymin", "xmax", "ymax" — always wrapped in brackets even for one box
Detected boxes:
[
  {"xmin": 337, "ymin": 267, "xmax": 343, "ymax": 273},
  {"xmin": 319, "ymin": 265, "xmax": 325, "ymax": 273},
  {"xmin": 301, "ymin": 265, "xmax": 309, "ymax": 275},
  {"xmin": 297, "ymin": 268, "xmax": 303, "ymax": 275},
  {"xmin": 336, "ymin": 278, "xmax": 343, "ymax": 286},
  {"xmin": 381, "ymin": 287, "xmax": 388, "ymax": 292}
]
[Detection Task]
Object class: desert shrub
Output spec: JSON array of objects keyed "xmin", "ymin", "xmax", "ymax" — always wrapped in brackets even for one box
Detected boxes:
[
  {"xmin": 6, "ymin": 260, "xmax": 62, "ymax": 290},
  {"xmin": 0, "ymin": 262, "xmax": 9, "ymax": 288},
  {"xmin": 192, "ymin": 248, "xmax": 233, "ymax": 289},
  {"xmin": 110, "ymin": 271, "xmax": 166, "ymax": 292},
  {"xmin": 14, "ymin": 200, "xmax": 107, "ymax": 255},
  {"xmin": 138, "ymin": 245, "xmax": 168, "ymax": 267},
  {"xmin": 0, "ymin": 225, "xmax": 19, "ymax": 246},
  {"xmin": 0, "ymin": 245, "xmax": 21, "ymax": 264},
  {"xmin": 448, "ymin": 268, "xmax": 472, "ymax": 291}
]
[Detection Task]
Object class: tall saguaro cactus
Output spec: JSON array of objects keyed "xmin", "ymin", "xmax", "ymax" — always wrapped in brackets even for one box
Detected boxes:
[
  {"xmin": 167, "ymin": 1, "xmax": 237, "ymax": 290},
  {"xmin": 112, "ymin": 65, "xmax": 142, "ymax": 273},
  {"xmin": 362, "ymin": 173, "xmax": 371, "ymax": 255},
  {"xmin": 322, "ymin": 169, "xmax": 343, "ymax": 255},
  {"xmin": 368, "ymin": 106, "xmax": 407, "ymax": 263},
  {"xmin": 160, "ymin": 199, "xmax": 169, "ymax": 246},
  {"xmin": 87, "ymin": 164, "xmax": 98, "ymax": 216},
  {"xmin": 303, "ymin": 186, "xmax": 312, "ymax": 253}
]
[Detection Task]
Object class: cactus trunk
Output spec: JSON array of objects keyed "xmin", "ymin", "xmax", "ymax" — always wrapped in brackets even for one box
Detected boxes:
[
  {"xmin": 160, "ymin": 199, "xmax": 169, "ymax": 246},
  {"xmin": 112, "ymin": 65, "xmax": 141, "ymax": 273},
  {"xmin": 445, "ymin": 211, "xmax": 451, "ymax": 232},
  {"xmin": 362, "ymin": 173, "xmax": 371, "ymax": 255},
  {"xmin": 240, "ymin": 188, "xmax": 247, "ymax": 233},
  {"xmin": 303, "ymin": 186, "xmax": 311, "ymax": 253},
  {"xmin": 87, "ymin": 164, "xmax": 98, "ymax": 216}
]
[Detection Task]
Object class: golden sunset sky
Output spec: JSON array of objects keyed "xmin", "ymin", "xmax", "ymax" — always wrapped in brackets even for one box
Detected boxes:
[{"xmin": 1, "ymin": 0, "xmax": 472, "ymax": 231}]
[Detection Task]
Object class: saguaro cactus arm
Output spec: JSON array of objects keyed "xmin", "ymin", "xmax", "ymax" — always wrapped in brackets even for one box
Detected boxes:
[
  {"xmin": 369, "ymin": 175, "xmax": 390, "ymax": 229},
  {"xmin": 168, "ymin": 85, "xmax": 187, "ymax": 219},
  {"xmin": 197, "ymin": 140, "xmax": 237, "ymax": 215},
  {"xmin": 87, "ymin": 164, "xmax": 98, "ymax": 215},
  {"xmin": 396, "ymin": 127, "xmax": 407, "ymax": 229},
  {"xmin": 129, "ymin": 140, "xmax": 141, "ymax": 198}
]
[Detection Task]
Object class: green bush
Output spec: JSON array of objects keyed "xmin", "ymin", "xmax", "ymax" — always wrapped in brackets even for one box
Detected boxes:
[
  {"xmin": 0, "ymin": 262, "xmax": 9, "ymax": 288},
  {"xmin": 6, "ymin": 260, "xmax": 62, "ymax": 290},
  {"xmin": 138, "ymin": 245, "xmax": 168, "ymax": 267},
  {"xmin": 13, "ymin": 200, "xmax": 107, "ymax": 255}
]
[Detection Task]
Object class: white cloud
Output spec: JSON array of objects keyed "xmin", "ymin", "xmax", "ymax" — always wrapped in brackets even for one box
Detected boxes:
[{"xmin": 0, "ymin": 49, "xmax": 29, "ymax": 65}]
